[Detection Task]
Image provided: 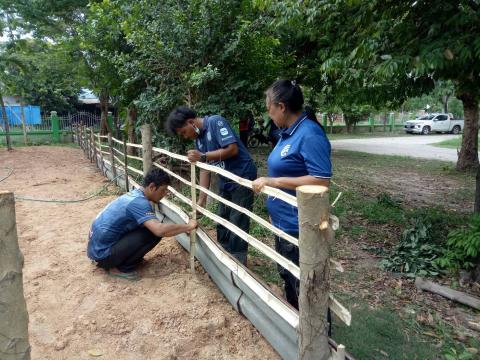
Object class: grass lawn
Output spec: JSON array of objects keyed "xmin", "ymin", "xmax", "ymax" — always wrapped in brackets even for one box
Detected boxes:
[
  {"xmin": 247, "ymin": 147, "xmax": 478, "ymax": 360},
  {"xmin": 432, "ymin": 135, "xmax": 478, "ymax": 149},
  {"xmin": 162, "ymin": 144, "xmax": 478, "ymax": 359},
  {"xmin": 326, "ymin": 130, "xmax": 408, "ymax": 141}
]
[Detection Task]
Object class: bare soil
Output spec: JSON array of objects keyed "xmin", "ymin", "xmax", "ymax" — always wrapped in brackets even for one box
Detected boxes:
[{"xmin": 0, "ymin": 146, "xmax": 279, "ymax": 360}]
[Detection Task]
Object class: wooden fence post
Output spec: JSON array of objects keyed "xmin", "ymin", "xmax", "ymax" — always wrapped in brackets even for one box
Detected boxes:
[
  {"xmin": 107, "ymin": 132, "xmax": 117, "ymax": 181},
  {"xmin": 0, "ymin": 191, "xmax": 31, "ymax": 360},
  {"xmin": 297, "ymin": 185, "xmax": 331, "ymax": 360},
  {"xmin": 98, "ymin": 133, "xmax": 105, "ymax": 176},
  {"xmin": 141, "ymin": 124, "xmax": 152, "ymax": 176},
  {"xmin": 90, "ymin": 130, "xmax": 96, "ymax": 164},
  {"xmin": 123, "ymin": 135, "xmax": 129, "ymax": 191}
]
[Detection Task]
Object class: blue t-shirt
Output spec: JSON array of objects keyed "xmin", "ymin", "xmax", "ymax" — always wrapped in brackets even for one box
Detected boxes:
[
  {"xmin": 87, "ymin": 188, "xmax": 158, "ymax": 260},
  {"xmin": 195, "ymin": 115, "xmax": 257, "ymax": 192},
  {"xmin": 266, "ymin": 114, "xmax": 332, "ymax": 233}
]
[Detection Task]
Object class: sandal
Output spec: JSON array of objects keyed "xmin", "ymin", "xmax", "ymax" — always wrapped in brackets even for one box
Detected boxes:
[{"xmin": 107, "ymin": 269, "xmax": 140, "ymax": 281}]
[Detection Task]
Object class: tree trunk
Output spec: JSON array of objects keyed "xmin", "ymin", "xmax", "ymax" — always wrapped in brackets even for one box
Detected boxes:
[
  {"xmin": 20, "ymin": 104, "xmax": 28, "ymax": 146},
  {"xmin": 0, "ymin": 92, "xmax": 13, "ymax": 150},
  {"xmin": 99, "ymin": 88, "xmax": 111, "ymax": 135},
  {"xmin": 0, "ymin": 191, "xmax": 31, "ymax": 359},
  {"xmin": 126, "ymin": 105, "xmax": 137, "ymax": 156},
  {"xmin": 441, "ymin": 94, "xmax": 450, "ymax": 114},
  {"xmin": 456, "ymin": 93, "xmax": 479, "ymax": 171}
]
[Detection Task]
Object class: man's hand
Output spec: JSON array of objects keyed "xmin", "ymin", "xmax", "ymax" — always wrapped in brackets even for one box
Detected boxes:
[
  {"xmin": 187, "ymin": 150, "xmax": 202, "ymax": 162},
  {"xmin": 252, "ymin": 177, "xmax": 273, "ymax": 193},
  {"xmin": 187, "ymin": 219, "xmax": 198, "ymax": 231}
]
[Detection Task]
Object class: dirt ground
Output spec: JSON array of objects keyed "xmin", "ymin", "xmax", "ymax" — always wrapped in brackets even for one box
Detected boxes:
[{"xmin": 0, "ymin": 146, "xmax": 279, "ymax": 360}]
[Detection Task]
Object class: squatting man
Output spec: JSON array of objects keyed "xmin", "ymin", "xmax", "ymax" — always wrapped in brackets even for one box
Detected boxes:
[{"xmin": 87, "ymin": 168, "xmax": 197, "ymax": 280}]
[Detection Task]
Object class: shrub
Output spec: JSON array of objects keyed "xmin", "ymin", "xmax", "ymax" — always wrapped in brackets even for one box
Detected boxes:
[{"xmin": 436, "ymin": 214, "xmax": 480, "ymax": 271}]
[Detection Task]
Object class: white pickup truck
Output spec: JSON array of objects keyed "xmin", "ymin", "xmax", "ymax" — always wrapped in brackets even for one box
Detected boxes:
[{"xmin": 404, "ymin": 113, "xmax": 464, "ymax": 135}]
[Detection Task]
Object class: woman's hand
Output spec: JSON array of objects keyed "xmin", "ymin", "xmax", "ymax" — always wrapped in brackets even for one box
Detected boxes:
[{"xmin": 252, "ymin": 177, "xmax": 273, "ymax": 193}]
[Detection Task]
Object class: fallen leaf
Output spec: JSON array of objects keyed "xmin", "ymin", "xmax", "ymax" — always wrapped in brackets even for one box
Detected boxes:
[{"xmin": 88, "ymin": 349, "xmax": 103, "ymax": 357}]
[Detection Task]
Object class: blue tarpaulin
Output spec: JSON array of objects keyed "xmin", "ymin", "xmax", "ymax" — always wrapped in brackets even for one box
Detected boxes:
[{"xmin": 4, "ymin": 105, "xmax": 42, "ymax": 125}]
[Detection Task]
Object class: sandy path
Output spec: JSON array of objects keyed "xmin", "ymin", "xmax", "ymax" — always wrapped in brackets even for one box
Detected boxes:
[{"xmin": 0, "ymin": 146, "xmax": 278, "ymax": 360}]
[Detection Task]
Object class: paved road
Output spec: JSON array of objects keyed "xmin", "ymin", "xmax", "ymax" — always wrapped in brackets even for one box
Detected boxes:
[{"xmin": 330, "ymin": 134, "xmax": 462, "ymax": 162}]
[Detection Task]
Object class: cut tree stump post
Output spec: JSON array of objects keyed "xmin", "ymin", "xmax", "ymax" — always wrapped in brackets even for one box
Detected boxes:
[
  {"xmin": 297, "ymin": 185, "xmax": 331, "ymax": 360},
  {"xmin": 141, "ymin": 124, "xmax": 152, "ymax": 176},
  {"xmin": 107, "ymin": 132, "xmax": 117, "ymax": 181},
  {"xmin": 0, "ymin": 191, "xmax": 31, "ymax": 360}
]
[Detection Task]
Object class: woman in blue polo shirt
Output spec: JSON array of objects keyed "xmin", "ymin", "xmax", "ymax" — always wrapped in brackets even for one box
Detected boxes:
[{"xmin": 252, "ymin": 80, "xmax": 332, "ymax": 309}]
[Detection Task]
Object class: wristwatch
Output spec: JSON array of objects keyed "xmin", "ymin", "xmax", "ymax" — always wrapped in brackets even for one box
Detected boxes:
[{"xmin": 200, "ymin": 153, "xmax": 207, "ymax": 162}]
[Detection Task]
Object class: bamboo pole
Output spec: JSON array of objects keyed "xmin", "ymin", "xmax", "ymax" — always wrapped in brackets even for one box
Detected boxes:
[
  {"xmin": 107, "ymin": 132, "xmax": 117, "ymax": 181},
  {"xmin": 141, "ymin": 124, "xmax": 152, "ymax": 176},
  {"xmin": 123, "ymin": 136, "xmax": 129, "ymax": 191},
  {"xmin": 0, "ymin": 191, "xmax": 31, "ymax": 360},
  {"xmin": 297, "ymin": 185, "xmax": 331, "ymax": 360},
  {"xmin": 190, "ymin": 162, "xmax": 197, "ymax": 273}
]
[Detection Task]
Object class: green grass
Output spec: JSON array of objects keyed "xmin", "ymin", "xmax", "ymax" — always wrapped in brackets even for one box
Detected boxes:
[
  {"xmin": 326, "ymin": 131, "xmax": 408, "ymax": 141},
  {"xmin": 431, "ymin": 136, "xmax": 474, "ymax": 149}
]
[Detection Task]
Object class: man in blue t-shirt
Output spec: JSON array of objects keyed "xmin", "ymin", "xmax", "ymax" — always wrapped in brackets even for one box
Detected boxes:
[
  {"xmin": 87, "ymin": 168, "xmax": 197, "ymax": 280},
  {"xmin": 166, "ymin": 106, "xmax": 257, "ymax": 265}
]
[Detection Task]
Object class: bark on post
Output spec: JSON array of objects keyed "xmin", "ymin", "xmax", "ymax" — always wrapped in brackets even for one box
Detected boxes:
[
  {"xmin": 141, "ymin": 124, "xmax": 152, "ymax": 176},
  {"xmin": 0, "ymin": 191, "xmax": 31, "ymax": 360},
  {"xmin": 107, "ymin": 132, "xmax": 117, "ymax": 181},
  {"xmin": 91, "ymin": 130, "xmax": 96, "ymax": 164},
  {"xmin": 297, "ymin": 185, "xmax": 331, "ymax": 360}
]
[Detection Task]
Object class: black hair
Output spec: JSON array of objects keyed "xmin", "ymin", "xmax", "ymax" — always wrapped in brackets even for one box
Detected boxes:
[
  {"xmin": 165, "ymin": 106, "xmax": 197, "ymax": 135},
  {"xmin": 266, "ymin": 79, "xmax": 304, "ymax": 113},
  {"xmin": 304, "ymin": 105, "xmax": 326, "ymax": 132},
  {"xmin": 143, "ymin": 168, "xmax": 171, "ymax": 188}
]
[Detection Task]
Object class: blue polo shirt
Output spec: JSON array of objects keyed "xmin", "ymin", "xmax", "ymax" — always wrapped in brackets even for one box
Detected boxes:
[
  {"xmin": 87, "ymin": 188, "xmax": 157, "ymax": 260},
  {"xmin": 195, "ymin": 115, "xmax": 257, "ymax": 192},
  {"xmin": 266, "ymin": 114, "xmax": 332, "ymax": 233}
]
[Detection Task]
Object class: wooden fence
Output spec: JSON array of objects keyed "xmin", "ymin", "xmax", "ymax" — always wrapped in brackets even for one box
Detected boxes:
[{"xmin": 74, "ymin": 124, "xmax": 352, "ymax": 360}]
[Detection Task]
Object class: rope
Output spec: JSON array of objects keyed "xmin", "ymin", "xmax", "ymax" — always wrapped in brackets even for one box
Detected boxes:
[
  {"xmin": 0, "ymin": 167, "xmax": 14, "ymax": 183},
  {"xmin": 14, "ymin": 174, "xmax": 124, "ymax": 204}
]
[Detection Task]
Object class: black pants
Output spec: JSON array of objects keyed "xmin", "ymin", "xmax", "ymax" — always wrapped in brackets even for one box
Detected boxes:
[
  {"xmin": 276, "ymin": 234, "xmax": 332, "ymax": 335},
  {"xmin": 217, "ymin": 185, "xmax": 254, "ymax": 265},
  {"xmin": 239, "ymin": 131, "xmax": 249, "ymax": 147},
  {"xmin": 97, "ymin": 227, "xmax": 161, "ymax": 273},
  {"xmin": 275, "ymin": 234, "xmax": 300, "ymax": 309}
]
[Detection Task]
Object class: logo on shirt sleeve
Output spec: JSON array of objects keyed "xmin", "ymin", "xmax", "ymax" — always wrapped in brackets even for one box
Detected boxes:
[
  {"xmin": 217, "ymin": 120, "xmax": 224, "ymax": 126},
  {"xmin": 280, "ymin": 144, "xmax": 291, "ymax": 157},
  {"xmin": 220, "ymin": 127, "xmax": 229, "ymax": 136}
]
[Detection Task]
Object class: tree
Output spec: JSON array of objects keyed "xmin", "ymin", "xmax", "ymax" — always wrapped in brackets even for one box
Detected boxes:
[{"xmin": 260, "ymin": 0, "xmax": 479, "ymax": 170}]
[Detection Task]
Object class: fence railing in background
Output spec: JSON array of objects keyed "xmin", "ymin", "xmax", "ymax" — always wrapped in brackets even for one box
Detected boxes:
[
  {"xmin": 74, "ymin": 124, "xmax": 353, "ymax": 360},
  {"xmin": 0, "ymin": 111, "xmax": 102, "ymax": 145}
]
